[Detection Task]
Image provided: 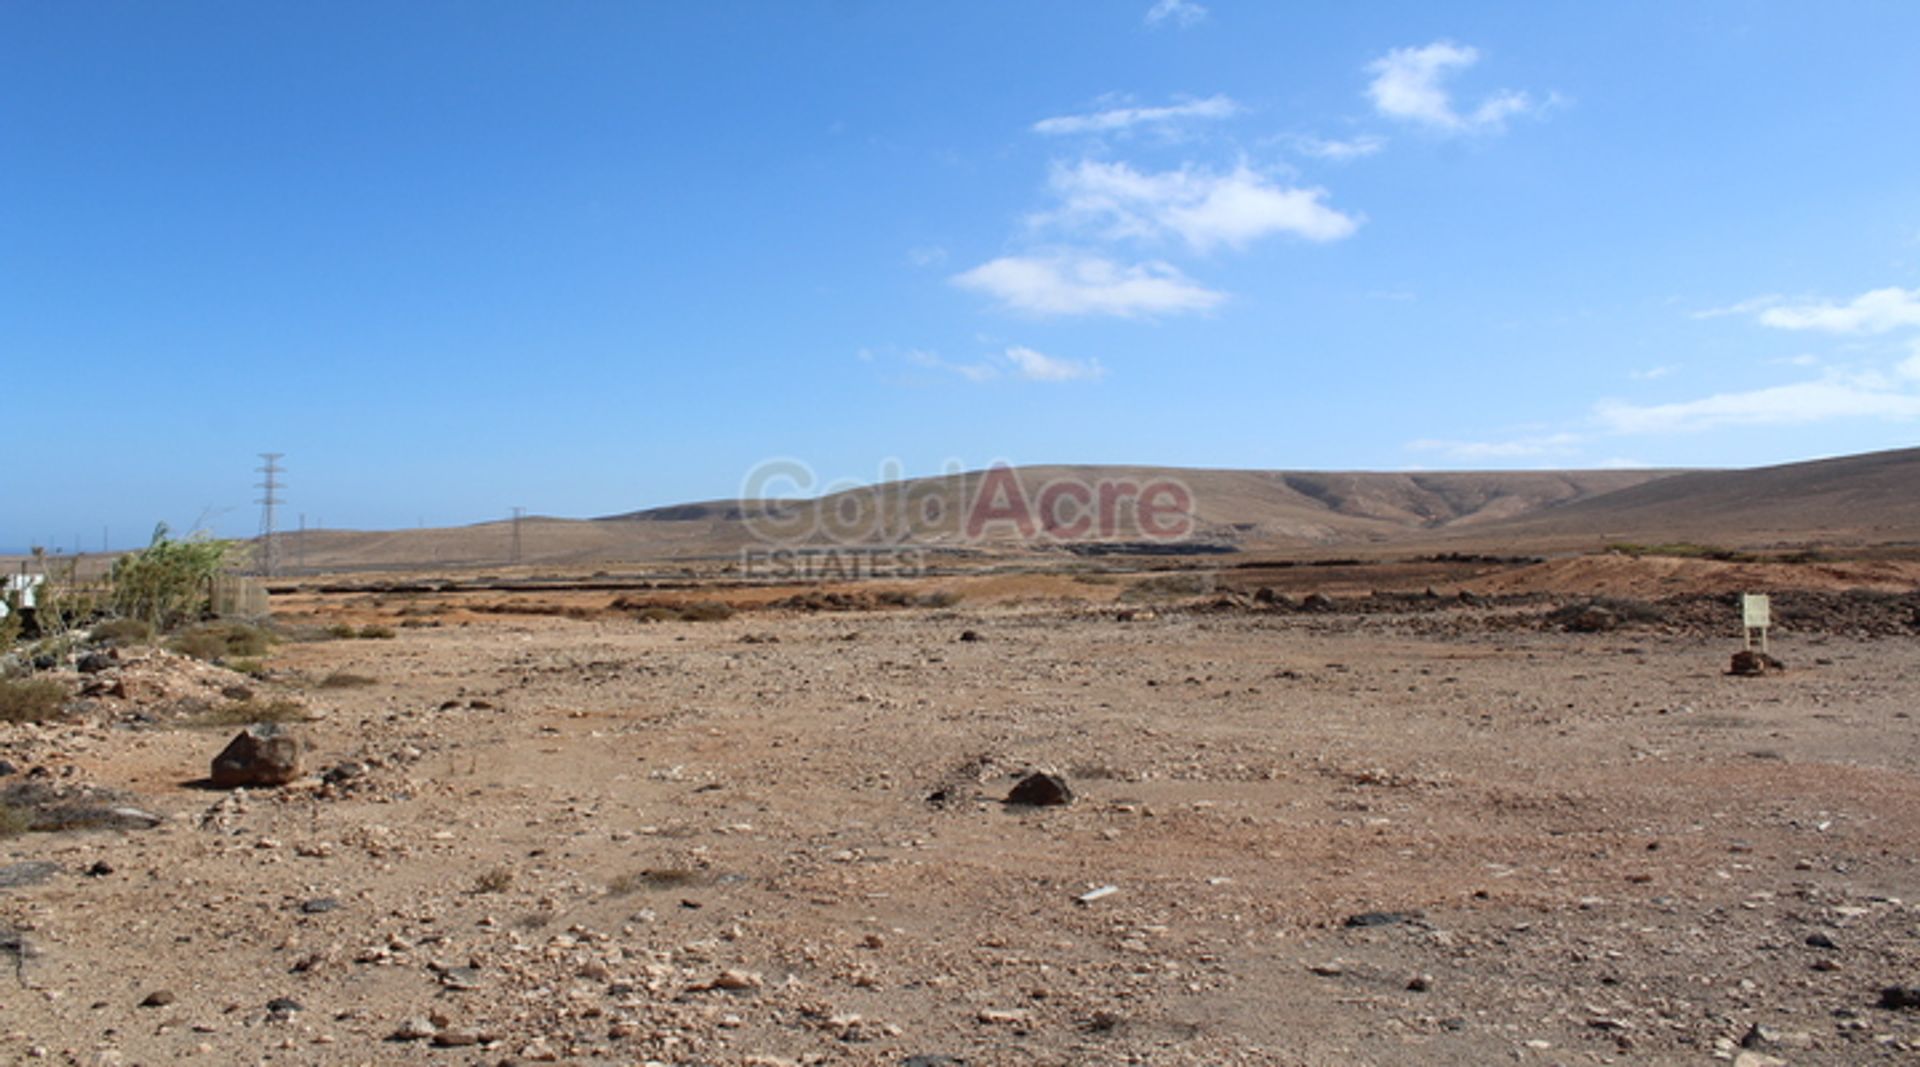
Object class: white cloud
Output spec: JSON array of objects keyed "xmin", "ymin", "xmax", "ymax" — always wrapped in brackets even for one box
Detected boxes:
[
  {"xmin": 1757, "ymin": 286, "xmax": 1920, "ymax": 334},
  {"xmin": 1629, "ymin": 364, "xmax": 1679, "ymax": 381},
  {"xmin": 1038, "ymin": 160, "xmax": 1359, "ymax": 251},
  {"xmin": 1407, "ymin": 432, "xmax": 1584, "ymax": 460},
  {"xmin": 905, "ymin": 245, "xmax": 948, "ymax": 268},
  {"xmin": 1003, "ymin": 345, "xmax": 1104, "ymax": 382},
  {"xmin": 907, "ymin": 349, "xmax": 998, "ymax": 383},
  {"xmin": 1144, "ymin": 0, "xmax": 1206, "ymax": 28},
  {"xmin": 1691, "ymin": 294, "xmax": 1783, "ymax": 319},
  {"xmin": 1366, "ymin": 41, "xmax": 1542, "ymax": 133},
  {"xmin": 1032, "ymin": 95, "xmax": 1238, "ymax": 136},
  {"xmin": 1899, "ymin": 341, "xmax": 1920, "ymax": 380},
  {"xmin": 1294, "ymin": 134, "xmax": 1387, "ymax": 161},
  {"xmin": 1595, "ymin": 374, "xmax": 1920, "ymax": 434},
  {"xmin": 952, "ymin": 253, "xmax": 1225, "ymax": 317}
]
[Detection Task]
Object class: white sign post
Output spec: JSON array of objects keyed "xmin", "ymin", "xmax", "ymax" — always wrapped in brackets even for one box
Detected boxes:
[{"xmin": 1742, "ymin": 593, "xmax": 1771, "ymax": 654}]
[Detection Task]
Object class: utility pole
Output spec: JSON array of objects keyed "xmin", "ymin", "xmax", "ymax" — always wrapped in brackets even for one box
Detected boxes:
[
  {"xmin": 298, "ymin": 513, "xmax": 307, "ymax": 571},
  {"xmin": 510, "ymin": 506, "xmax": 525, "ymax": 565},
  {"xmin": 256, "ymin": 453, "xmax": 284, "ymax": 578}
]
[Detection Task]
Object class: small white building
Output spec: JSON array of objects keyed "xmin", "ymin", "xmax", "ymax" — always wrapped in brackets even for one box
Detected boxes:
[{"xmin": 0, "ymin": 573, "xmax": 44, "ymax": 618}]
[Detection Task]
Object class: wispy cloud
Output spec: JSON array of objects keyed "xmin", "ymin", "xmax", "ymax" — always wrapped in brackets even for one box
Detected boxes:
[
  {"xmin": 1293, "ymin": 134, "xmax": 1387, "ymax": 161},
  {"xmin": 905, "ymin": 245, "xmax": 948, "ymax": 268},
  {"xmin": 1629, "ymin": 364, "xmax": 1679, "ymax": 381},
  {"xmin": 1757, "ymin": 286, "xmax": 1920, "ymax": 334},
  {"xmin": 1036, "ymin": 160, "xmax": 1360, "ymax": 251},
  {"xmin": 1143, "ymin": 0, "xmax": 1207, "ymax": 28},
  {"xmin": 906, "ymin": 345, "xmax": 1105, "ymax": 383},
  {"xmin": 1595, "ymin": 371, "xmax": 1920, "ymax": 434},
  {"xmin": 1004, "ymin": 345, "xmax": 1105, "ymax": 382},
  {"xmin": 1690, "ymin": 294, "xmax": 1782, "ymax": 320},
  {"xmin": 1032, "ymin": 95, "xmax": 1238, "ymax": 136},
  {"xmin": 952, "ymin": 253, "xmax": 1224, "ymax": 317},
  {"xmin": 908, "ymin": 349, "xmax": 997, "ymax": 383},
  {"xmin": 1366, "ymin": 41, "xmax": 1545, "ymax": 133},
  {"xmin": 1407, "ymin": 432, "xmax": 1584, "ymax": 461}
]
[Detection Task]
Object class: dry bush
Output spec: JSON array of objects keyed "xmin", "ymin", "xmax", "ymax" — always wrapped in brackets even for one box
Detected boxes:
[
  {"xmin": 90, "ymin": 618, "xmax": 156, "ymax": 647},
  {"xmin": 474, "ymin": 867, "xmax": 515, "ymax": 894},
  {"xmin": 317, "ymin": 671, "xmax": 377, "ymax": 689},
  {"xmin": 169, "ymin": 622, "xmax": 274, "ymax": 662},
  {"xmin": 357, "ymin": 624, "xmax": 396, "ymax": 639},
  {"xmin": 194, "ymin": 697, "xmax": 310, "ymax": 727},
  {"xmin": 607, "ymin": 867, "xmax": 699, "ymax": 896},
  {"xmin": 0, "ymin": 678, "xmax": 68, "ymax": 723}
]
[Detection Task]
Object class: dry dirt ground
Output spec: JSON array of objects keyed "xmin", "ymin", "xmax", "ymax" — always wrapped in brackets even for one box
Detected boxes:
[{"xmin": 4, "ymin": 577, "xmax": 1920, "ymax": 1066}]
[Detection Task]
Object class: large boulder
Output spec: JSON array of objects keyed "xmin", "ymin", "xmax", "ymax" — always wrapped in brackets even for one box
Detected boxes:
[{"xmin": 210, "ymin": 726, "xmax": 301, "ymax": 788}]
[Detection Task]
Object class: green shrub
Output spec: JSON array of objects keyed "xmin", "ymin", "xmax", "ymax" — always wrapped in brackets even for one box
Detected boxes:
[
  {"xmin": 109, "ymin": 526, "xmax": 232, "ymax": 630},
  {"xmin": 357, "ymin": 624, "xmax": 396, "ymax": 639},
  {"xmin": 0, "ymin": 677, "xmax": 69, "ymax": 723}
]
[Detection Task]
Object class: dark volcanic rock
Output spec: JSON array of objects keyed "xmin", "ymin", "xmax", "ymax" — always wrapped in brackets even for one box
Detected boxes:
[
  {"xmin": 210, "ymin": 726, "xmax": 301, "ymax": 788},
  {"xmin": 1006, "ymin": 772, "xmax": 1072, "ymax": 807}
]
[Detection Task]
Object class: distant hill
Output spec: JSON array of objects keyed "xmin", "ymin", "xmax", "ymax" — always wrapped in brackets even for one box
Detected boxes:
[
  {"xmin": 267, "ymin": 447, "xmax": 1920, "ymax": 572},
  {"xmin": 1444, "ymin": 446, "xmax": 1920, "ymax": 551}
]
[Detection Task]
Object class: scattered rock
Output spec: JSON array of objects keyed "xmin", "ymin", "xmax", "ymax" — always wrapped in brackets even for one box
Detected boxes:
[
  {"xmin": 958, "ymin": 630, "xmax": 983, "ymax": 643},
  {"xmin": 297, "ymin": 898, "xmax": 339, "ymax": 915},
  {"xmin": 1344, "ymin": 910, "xmax": 1420, "ymax": 928},
  {"xmin": 1729, "ymin": 649, "xmax": 1787, "ymax": 676},
  {"xmin": 76, "ymin": 651, "xmax": 117, "ymax": 674},
  {"xmin": 1879, "ymin": 985, "xmax": 1920, "ymax": 1010},
  {"xmin": 209, "ymin": 726, "xmax": 301, "ymax": 788},
  {"xmin": 901, "ymin": 1057, "xmax": 967, "ymax": 1067},
  {"xmin": 85, "ymin": 861, "xmax": 113, "ymax": 878},
  {"xmin": 1806, "ymin": 932, "xmax": 1838, "ymax": 949},
  {"xmin": 389, "ymin": 1016, "xmax": 436, "ymax": 1041},
  {"xmin": 139, "ymin": 990, "xmax": 176, "ymax": 1008},
  {"xmin": 1006, "ymin": 772, "xmax": 1073, "ymax": 807},
  {"xmin": 1407, "ymin": 973, "xmax": 1433, "ymax": 992},
  {"xmin": 431, "ymin": 1028, "xmax": 483, "ymax": 1047},
  {"xmin": 1301, "ymin": 592, "xmax": 1337, "ymax": 612},
  {"xmin": 265, "ymin": 996, "xmax": 302, "ymax": 1016}
]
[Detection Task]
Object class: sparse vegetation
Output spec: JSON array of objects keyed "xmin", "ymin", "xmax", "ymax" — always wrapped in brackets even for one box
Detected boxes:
[
  {"xmin": 109, "ymin": 526, "xmax": 233, "ymax": 630},
  {"xmin": 324, "ymin": 622, "xmax": 358, "ymax": 639},
  {"xmin": 90, "ymin": 618, "xmax": 155, "ymax": 647},
  {"xmin": 1606, "ymin": 541, "xmax": 1758, "ymax": 563},
  {"xmin": 0, "ymin": 802, "xmax": 28, "ymax": 836},
  {"xmin": 317, "ymin": 671, "xmax": 378, "ymax": 689},
  {"xmin": 358, "ymin": 624, "xmax": 396, "ymax": 639},
  {"xmin": 474, "ymin": 866, "xmax": 516, "ymax": 893},
  {"xmin": 168, "ymin": 621, "xmax": 274, "ymax": 662},
  {"xmin": 608, "ymin": 867, "xmax": 699, "ymax": 895},
  {"xmin": 1118, "ymin": 571, "xmax": 1216, "ymax": 602},
  {"xmin": 615, "ymin": 597, "xmax": 737, "ymax": 622},
  {"xmin": 194, "ymin": 697, "xmax": 310, "ymax": 727},
  {"xmin": 0, "ymin": 677, "xmax": 68, "ymax": 723}
]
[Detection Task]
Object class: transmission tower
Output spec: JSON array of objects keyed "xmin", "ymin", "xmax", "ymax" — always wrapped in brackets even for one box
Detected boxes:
[
  {"xmin": 510, "ymin": 506, "xmax": 525, "ymax": 565},
  {"xmin": 256, "ymin": 453, "xmax": 285, "ymax": 577}
]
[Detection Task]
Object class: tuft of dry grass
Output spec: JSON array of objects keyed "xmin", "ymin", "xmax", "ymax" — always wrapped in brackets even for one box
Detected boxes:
[
  {"xmin": 607, "ymin": 867, "xmax": 700, "ymax": 896},
  {"xmin": 473, "ymin": 867, "xmax": 515, "ymax": 894},
  {"xmin": 0, "ymin": 678, "xmax": 68, "ymax": 723},
  {"xmin": 193, "ymin": 697, "xmax": 311, "ymax": 728},
  {"xmin": 316, "ymin": 671, "xmax": 377, "ymax": 689}
]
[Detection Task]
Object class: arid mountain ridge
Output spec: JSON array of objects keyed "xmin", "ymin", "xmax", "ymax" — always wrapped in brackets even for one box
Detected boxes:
[{"xmin": 270, "ymin": 447, "xmax": 1920, "ymax": 570}]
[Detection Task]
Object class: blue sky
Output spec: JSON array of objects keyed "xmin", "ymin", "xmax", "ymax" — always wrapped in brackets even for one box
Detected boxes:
[{"xmin": 5, "ymin": 1, "xmax": 1920, "ymax": 548}]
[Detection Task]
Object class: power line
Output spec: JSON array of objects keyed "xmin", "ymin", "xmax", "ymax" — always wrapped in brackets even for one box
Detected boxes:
[
  {"xmin": 256, "ymin": 453, "xmax": 284, "ymax": 578},
  {"xmin": 510, "ymin": 506, "xmax": 525, "ymax": 565}
]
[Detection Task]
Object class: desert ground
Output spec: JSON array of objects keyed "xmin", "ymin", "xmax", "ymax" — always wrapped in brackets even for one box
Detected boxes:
[{"xmin": 4, "ymin": 552, "xmax": 1920, "ymax": 1067}]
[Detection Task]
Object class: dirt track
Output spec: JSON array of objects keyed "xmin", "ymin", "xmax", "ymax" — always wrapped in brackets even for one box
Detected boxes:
[{"xmin": 4, "ymin": 584, "xmax": 1920, "ymax": 1065}]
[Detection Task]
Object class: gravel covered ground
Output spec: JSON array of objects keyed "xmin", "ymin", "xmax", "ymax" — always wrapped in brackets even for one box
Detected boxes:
[{"xmin": 4, "ymin": 593, "xmax": 1920, "ymax": 1065}]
